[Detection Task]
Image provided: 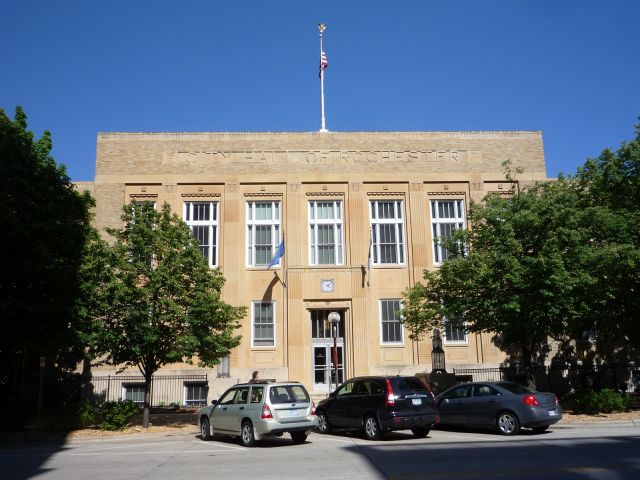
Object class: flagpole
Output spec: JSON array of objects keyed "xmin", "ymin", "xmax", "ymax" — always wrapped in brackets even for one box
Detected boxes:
[{"xmin": 319, "ymin": 23, "xmax": 328, "ymax": 132}]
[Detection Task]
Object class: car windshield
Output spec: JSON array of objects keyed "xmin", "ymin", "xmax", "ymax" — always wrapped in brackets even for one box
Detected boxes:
[
  {"xmin": 269, "ymin": 385, "xmax": 310, "ymax": 403},
  {"xmin": 496, "ymin": 382, "xmax": 533, "ymax": 394}
]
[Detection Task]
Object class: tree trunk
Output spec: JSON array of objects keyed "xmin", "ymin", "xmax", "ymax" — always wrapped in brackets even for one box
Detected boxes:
[
  {"xmin": 520, "ymin": 343, "xmax": 537, "ymax": 390},
  {"xmin": 143, "ymin": 373, "xmax": 152, "ymax": 428}
]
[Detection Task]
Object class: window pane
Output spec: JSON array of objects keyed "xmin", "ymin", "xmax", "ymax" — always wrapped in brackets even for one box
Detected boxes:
[
  {"xmin": 254, "ymin": 302, "xmax": 274, "ymax": 346},
  {"xmin": 309, "ymin": 201, "xmax": 342, "ymax": 266},
  {"xmin": 184, "ymin": 202, "xmax": 218, "ymax": 267},
  {"xmin": 381, "ymin": 300, "xmax": 402, "ymax": 343}
]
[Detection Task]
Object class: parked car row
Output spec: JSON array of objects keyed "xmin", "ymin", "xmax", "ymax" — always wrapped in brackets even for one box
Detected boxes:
[{"xmin": 198, "ymin": 376, "xmax": 563, "ymax": 447}]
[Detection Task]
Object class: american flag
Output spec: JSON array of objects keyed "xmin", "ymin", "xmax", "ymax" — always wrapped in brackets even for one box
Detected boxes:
[{"xmin": 319, "ymin": 48, "xmax": 328, "ymax": 77}]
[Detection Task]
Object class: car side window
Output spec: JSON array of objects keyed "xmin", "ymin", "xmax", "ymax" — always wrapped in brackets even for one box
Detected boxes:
[
  {"xmin": 219, "ymin": 388, "xmax": 238, "ymax": 405},
  {"xmin": 473, "ymin": 385, "xmax": 499, "ymax": 397},
  {"xmin": 445, "ymin": 385, "xmax": 471, "ymax": 399},
  {"xmin": 251, "ymin": 386, "xmax": 264, "ymax": 403},
  {"xmin": 235, "ymin": 387, "xmax": 250, "ymax": 404},
  {"xmin": 358, "ymin": 381, "xmax": 372, "ymax": 395},
  {"xmin": 370, "ymin": 381, "xmax": 385, "ymax": 395},
  {"xmin": 336, "ymin": 381, "xmax": 355, "ymax": 398}
]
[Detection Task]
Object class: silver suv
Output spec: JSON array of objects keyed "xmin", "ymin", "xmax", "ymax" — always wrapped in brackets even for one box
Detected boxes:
[{"xmin": 199, "ymin": 381, "xmax": 318, "ymax": 447}]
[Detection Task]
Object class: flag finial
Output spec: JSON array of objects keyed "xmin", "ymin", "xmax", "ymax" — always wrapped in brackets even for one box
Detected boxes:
[{"xmin": 318, "ymin": 23, "xmax": 327, "ymax": 34}]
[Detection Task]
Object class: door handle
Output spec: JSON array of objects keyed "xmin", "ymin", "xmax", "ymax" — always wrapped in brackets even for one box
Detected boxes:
[
  {"xmin": 239, "ymin": 406, "xmax": 245, "ymax": 410},
  {"xmin": 222, "ymin": 407, "xmax": 227, "ymax": 410}
]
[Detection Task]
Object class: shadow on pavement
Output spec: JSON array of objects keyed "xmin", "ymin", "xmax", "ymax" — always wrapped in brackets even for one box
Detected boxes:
[{"xmin": 342, "ymin": 432, "xmax": 640, "ymax": 479}]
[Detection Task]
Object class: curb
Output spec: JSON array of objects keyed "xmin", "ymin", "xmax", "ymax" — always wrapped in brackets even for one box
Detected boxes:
[{"xmin": 556, "ymin": 419, "xmax": 640, "ymax": 427}]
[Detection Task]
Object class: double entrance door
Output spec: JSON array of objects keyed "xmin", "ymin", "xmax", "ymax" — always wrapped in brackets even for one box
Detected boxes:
[{"xmin": 310, "ymin": 309, "xmax": 344, "ymax": 392}]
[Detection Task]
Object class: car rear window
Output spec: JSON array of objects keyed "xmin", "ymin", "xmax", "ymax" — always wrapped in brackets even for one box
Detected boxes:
[
  {"xmin": 394, "ymin": 377, "xmax": 430, "ymax": 396},
  {"xmin": 496, "ymin": 382, "xmax": 533, "ymax": 394},
  {"xmin": 269, "ymin": 385, "xmax": 310, "ymax": 403}
]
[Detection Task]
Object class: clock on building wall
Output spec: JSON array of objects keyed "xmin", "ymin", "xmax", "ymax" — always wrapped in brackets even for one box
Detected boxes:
[{"xmin": 321, "ymin": 279, "xmax": 334, "ymax": 292}]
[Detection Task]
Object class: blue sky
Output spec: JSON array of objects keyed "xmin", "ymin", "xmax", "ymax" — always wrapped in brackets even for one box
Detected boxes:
[{"xmin": 1, "ymin": 0, "xmax": 639, "ymax": 181}]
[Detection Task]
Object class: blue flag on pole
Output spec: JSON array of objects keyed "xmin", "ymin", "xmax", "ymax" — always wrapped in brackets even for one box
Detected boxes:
[{"xmin": 267, "ymin": 240, "xmax": 284, "ymax": 269}]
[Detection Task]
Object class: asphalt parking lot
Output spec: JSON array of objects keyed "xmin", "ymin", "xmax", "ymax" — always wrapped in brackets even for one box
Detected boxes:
[{"xmin": 1, "ymin": 422, "xmax": 639, "ymax": 480}]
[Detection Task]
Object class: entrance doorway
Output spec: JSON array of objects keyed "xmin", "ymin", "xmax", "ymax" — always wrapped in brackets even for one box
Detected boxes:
[{"xmin": 310, "ymin": 309, "xmax": 345, "ymax": 392}]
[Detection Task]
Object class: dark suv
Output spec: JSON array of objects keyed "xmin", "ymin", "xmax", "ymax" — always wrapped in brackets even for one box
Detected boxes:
[{"xmin": 315, "ymin": 376, "xmax": 439, "ymax": 440}]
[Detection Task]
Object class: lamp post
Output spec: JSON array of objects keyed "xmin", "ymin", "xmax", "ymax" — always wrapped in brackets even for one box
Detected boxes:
[
  {"xmin": 431, "ymin": 328, "xmax": 446, "ymax": 373},
  {"xmin": 328, "ymin": 311, "xmax": 341, "ymax": 391}
]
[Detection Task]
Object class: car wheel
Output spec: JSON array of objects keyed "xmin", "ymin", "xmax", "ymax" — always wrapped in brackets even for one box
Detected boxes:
[
  {"xmin": 240, "ymin": 421, "xmax": 256, "ymax": 447},
  {"xmin": 411, "ymin": 427, "xmax": 430, "ymax": 438},
  {"xmin": 496, "ymin": 411, "xmax": 520, "ymax": 436},
  {"xmin": 364, "ymin": 415, "xmax": 382, "ymax": 441},
  {"xmin": 200, "ymin": 417, "xmax": 211, "ymax": 441},
  {"xmin": 317, "ymin": 411, "xmax": 332, "ymax": 434},
  {"xmin": 532, "ymin": 425, "xmax": 549, "ymax": 433},
  {"xmin": 290, "ymin": 431, "xmax": 308, "ymax": 444}
]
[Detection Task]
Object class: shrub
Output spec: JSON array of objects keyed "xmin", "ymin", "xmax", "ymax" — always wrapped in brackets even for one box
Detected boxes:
[
  {"xmin": 563, "ymin": 389, "xmax": 632, "ymax": 414},
  {"xmin": 78, "ymin": 401, "xmax": 100, "ymax": 428},
  {"xmin": 99, "ymin": 401, "xmax": 140, "ymax": 431}
]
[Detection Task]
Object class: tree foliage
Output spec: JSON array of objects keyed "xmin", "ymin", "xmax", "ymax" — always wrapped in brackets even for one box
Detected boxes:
[
  {"xmin": 0, "ymin": 107, "xmax": 93, "ymax": 400},
  {"xmin": 403, "ymin": 121, "xmax": 640, "ymax": 384},
  {"xmin": 572, "ymin": 123, "xmax": 640, "ymax": 355},
  {"xmin": 79, "ymin": 202, "xmax": 245, "ymax": 427}
]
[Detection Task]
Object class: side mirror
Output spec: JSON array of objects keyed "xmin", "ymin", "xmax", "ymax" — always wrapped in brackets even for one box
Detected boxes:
[{"xmin": 211, "ymin": 399, "xmax": 219, "ymax": 406}]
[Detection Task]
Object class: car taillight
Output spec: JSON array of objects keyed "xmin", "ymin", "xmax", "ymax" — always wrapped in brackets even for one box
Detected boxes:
[
  {"xmin": 261, "ymin": 404, "xmax": 273, "ymax": 419},
  {"xmin": 522, "ymin": 394, "xmax": 540, "ymax": 407},
  {"xmin": 385, "ymin": 378, "xmax": 396, "ymax": 407},
  {"xmin": 554, "ymin": 395, "xmax": 560, "ymax": 406},
  {"xmin": 311, "ymin": 401, "xmax": 316, "ymax": 415}
]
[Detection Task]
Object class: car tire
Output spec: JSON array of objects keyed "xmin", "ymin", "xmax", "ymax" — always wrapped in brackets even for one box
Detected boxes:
[
  {"xmin": 200, "ymin": 417, "xmax": 211, "ymax": 441},
  {"xmin": 364, "ymin": 414, "xmax": 382, "ymax": 441},
  {"xmin": 290, "ymin": 431, "xmax": 308, "ymax": 444},
  {"xmin": 411, "ymin": 427, "xmax": 430, "ymax": 438},
  {"xmin": 317, "ymin": 411, "xmax": 332, "ymax": 434},
  {"xmin": 532, "ymin": 425, "xmax": 549, "ymax": 433},
  {"xmin": 496, "ymin": 411, "xmax": 520, "ymax": 436},
  {"xmin": 240, "ymin": 421, "xmax": 256, "ymax": 447}
]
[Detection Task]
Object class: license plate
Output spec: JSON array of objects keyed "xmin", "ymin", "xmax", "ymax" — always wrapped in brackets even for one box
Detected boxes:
[
  {"xmin": 412, "ymin": 398, "xmax": 422, "ymax": 406},
  {"xmin": 288, "ymin": 410, "xmax": 300, "ymax": 417},
  {"xmin": 548, "ymin": 409, "xmax": 558, "ymax": 416}
]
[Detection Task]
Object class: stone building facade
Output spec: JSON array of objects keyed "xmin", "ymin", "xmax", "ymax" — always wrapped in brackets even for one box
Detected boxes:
[{"xmin": 85, "ymin": 130, "xmax": 547, "ymax": 400}]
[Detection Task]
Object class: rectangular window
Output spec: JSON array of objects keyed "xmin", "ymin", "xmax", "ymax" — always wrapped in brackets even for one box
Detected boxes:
[
  {"xmin": 430, "ymin": 199, "xmax": 466, "ymax": 264},
  {"xmin": 380, "ymin": 299, "xmax": 403, "ymax": 344},
  {"xmin": 370, "ymin": 200, "xmax": 405, "ymax": 265},
  {"xmin": 310, "ymin": 309, "xmax": 344, "ymax": 339},
  {"xmin": 443, "ymin": 317, "xmax": 467, "ymax": 343},
  {"xmin": 309, "ymin": 201, "xmax": 343, "ymax": 265},
  {"xmin": 253, "ymin": 302, "xmax": 275, "ymax": 347},
  {"xmin": 247, "ymin": 201, "xmax": 281, "ymax": 266},
  {"xmin": 184, "ymin": 202, "xmax": 218, "ymax": 267},
  {"xmin": 123, "ymin": 383, "xmax": 146, "ymax": 405},
  {"xmin": 184, "ymin": 382, "xmax": 208, "ymax": 407}
]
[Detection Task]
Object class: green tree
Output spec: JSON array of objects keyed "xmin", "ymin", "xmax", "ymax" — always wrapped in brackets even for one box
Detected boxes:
[
  {"xmin": 79, "ymin": 202, "xmax": 245, "ymax": 427},
  {"xmin": 403, "ymin": 179, "xmax": 595, "ymax": 386},
  {"xmin": 0, "ymin": 107, "xmax": 93, "ymax": 409},
  {"xmin": 572, "ymin": 123, "xmax": 640, "ymax": 356}
]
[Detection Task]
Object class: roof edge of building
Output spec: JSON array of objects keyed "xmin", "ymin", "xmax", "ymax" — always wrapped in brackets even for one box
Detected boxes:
[{"xmin": 97, "ymin": 130, "xmax": 543, "ymax": 140}]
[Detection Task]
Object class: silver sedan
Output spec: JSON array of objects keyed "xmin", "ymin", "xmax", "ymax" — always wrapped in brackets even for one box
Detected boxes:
[{"xmin": 435, "ymin": 381, "xmax": 562, "ymax": 435}]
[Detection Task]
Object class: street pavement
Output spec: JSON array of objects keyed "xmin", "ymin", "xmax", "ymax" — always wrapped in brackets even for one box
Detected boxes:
[{"xmin": 1, "ymin": 421, "xmax": 639, "ymax": 480}]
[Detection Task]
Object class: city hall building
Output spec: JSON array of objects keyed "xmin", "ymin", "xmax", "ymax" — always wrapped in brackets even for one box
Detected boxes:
[{"xmin": 78, "ymin": 130, "xmax": 547, "ymax": 402}]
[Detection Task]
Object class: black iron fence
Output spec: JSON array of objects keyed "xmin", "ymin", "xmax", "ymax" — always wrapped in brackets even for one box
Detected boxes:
[
  {"xmin": 41, "ymin": 374, "xmax": 209, "ymax": 408},
  {"xmin": 453, "ymin": 364, "xmax": 640, "ymax": 395}
]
